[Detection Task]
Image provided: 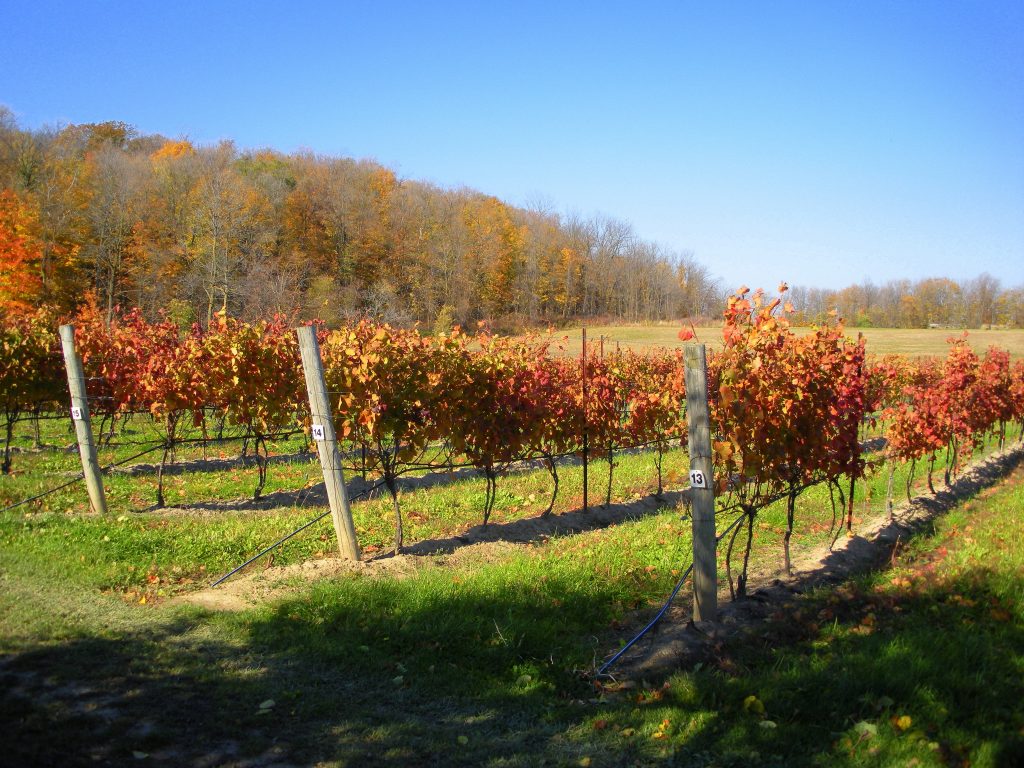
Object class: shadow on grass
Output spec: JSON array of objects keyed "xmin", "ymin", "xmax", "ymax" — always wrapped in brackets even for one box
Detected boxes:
[
  {"xmin": 778, "ymin": 443, "xmax": 1024, "ymax": 588},
  {"xmin": 3, "ymin": 567, "xmax": 1023, "ymax": 766},
  {"xmin": 176, "ymin": 482, "xmax": 689, "ymax": 562},
  {"xmin": 641, "ymin": 568, "xmax": 1024, "ymax": 768},
  {"xmin": 0, "ymin": 613, "xmax": 310, "ymax": 767},
  {"xmin": 5, "ymin": 448, "xmax": 1020, "ymax": 766},
  {"xmin": 396, "ymin": 488, "xmax": 689, "ymax": 557},
  {"xmin": 616, "ymin": 445, "xmax": 1024, "ymax": 681},
  {"xmin": 0, "ymin": 566, "xmax": 636, "ymax": 766}
]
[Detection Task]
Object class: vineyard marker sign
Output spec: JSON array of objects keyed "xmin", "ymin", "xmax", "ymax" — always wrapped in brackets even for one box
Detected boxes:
[{"xmin": 684, "ymin": 343, "xmax": 717, "ymax": 622}]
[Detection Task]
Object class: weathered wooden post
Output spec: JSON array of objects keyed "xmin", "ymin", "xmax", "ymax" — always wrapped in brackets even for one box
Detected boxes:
[
  {"xmin": 684, "ymin": 344, "xmax": 717, "ymax": 622},
  {"xmin": 581, "ymin": 327, "xmax": 589, "ymax": 513},
  {"xmin": 59, "ymin": 325, "xmax": 107, "ymax": 515},
  {"xmin": 296, "ymin": 326, "xmax": 361, "ymax": 561}
]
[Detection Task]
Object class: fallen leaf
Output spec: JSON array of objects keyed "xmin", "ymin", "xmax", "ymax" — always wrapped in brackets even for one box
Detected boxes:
[
  {"xmin": 743, "ymin": 694, "xmax": 765, "ymax": 716},
  {"xmin": 854, "ymin": 721, "xmax": 877, "ymax": 737}
]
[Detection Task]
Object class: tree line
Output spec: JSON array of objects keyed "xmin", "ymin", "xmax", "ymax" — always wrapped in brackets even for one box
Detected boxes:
[
  {"xmin": 0, "ymin": 108, "xmax": 720, "ymax": 330},
  {"xmin": 2, "ymin": 107, "xmax": 1019, "ymax": 330},
  {"xmin": 786, "ymin": 275, "xmax": 1021, "ymax": 329}
]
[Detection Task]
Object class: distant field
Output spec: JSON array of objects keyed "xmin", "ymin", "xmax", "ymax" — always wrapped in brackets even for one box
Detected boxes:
[{"xmin": 556, "ymin": 324, "xmax": 1024, "ymax": 358}]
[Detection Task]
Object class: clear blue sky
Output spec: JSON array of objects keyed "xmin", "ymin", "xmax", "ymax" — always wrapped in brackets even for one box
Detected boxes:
[{"xmin": 2, "ymin": 0, "xmax": 1022, "ymax": 292}]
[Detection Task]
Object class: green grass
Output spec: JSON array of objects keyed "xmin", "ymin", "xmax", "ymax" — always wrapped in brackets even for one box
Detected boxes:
[
  {"xmin": 1, "ymin": 409, "xmax": 1023, "ymax": 765},
  {"xmin": 1, "ymin": 411, "xmax": 1016, "ymax": 605},
  {"xmin": 574, "ymin": 462, "xmax": 1024, "ymax": 768}
]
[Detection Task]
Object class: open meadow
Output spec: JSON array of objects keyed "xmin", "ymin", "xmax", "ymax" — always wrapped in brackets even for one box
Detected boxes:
[{"xmin": 557, "ymin": 325, "xmax": 1024, "ymax": 359}]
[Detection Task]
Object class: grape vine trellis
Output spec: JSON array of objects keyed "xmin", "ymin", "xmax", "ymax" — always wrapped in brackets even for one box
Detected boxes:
[{"xmin": 3, "ymin": 286, "xmax": 1024, "ymax": 594}]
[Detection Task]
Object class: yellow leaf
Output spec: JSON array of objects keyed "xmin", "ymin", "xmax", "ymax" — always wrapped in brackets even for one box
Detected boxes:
[{"xmin": 743, "ymin": 694, "xmax": 765, "ymax": 716}]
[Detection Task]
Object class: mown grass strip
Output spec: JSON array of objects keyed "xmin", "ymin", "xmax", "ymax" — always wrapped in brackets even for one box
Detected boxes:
[{"xmin": 570, "ymin": 466, "xmax": 1024, "ymax": 767}]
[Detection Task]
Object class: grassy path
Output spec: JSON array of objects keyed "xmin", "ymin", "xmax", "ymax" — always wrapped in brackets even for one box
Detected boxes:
[{"xmin": 2, "ymin": 444, "xmax": 1023, "ymax": 765}]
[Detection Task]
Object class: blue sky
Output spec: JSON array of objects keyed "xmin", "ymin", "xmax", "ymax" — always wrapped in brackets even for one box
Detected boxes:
[{"xmin": 2, "ymin": 0, "xmax": 1022, "ymax": 292}]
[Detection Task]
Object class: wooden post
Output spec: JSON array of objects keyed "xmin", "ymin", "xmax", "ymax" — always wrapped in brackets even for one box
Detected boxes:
[
  {"xmin": 581, "ymin": 327, "xmax": 588, "ymax": 513},
  {"xmin": 59, "ymin": 325, "xmax": 107, "ymax": 515},
  {"xmin": 296, "ymin": 326, "xmax": 361, "ymax": 561},
  {"xmin": 684, "ymin": 344, "xmax": 717, "ymax": 622}
]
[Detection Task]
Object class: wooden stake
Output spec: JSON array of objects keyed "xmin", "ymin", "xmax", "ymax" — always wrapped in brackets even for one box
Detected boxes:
[
  {"xmin": 59, "ymin": 325, "xmax": 107, "ymax": 515},
  {"xmin": 296, "ymin": 326, "xmax": 360, "ymax": 561},
  {"xmin": 684, "ymin": 343, "xmax": 717, "ymax": 622},
  {"xmin": 582, "ymin": 327, "xmax": 588, "ymax": 513}
]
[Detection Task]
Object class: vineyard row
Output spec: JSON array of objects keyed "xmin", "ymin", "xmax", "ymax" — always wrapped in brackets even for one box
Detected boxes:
[{"xmin": 3, "ymin": 288, "xmax": 1024, "ymax": 585}]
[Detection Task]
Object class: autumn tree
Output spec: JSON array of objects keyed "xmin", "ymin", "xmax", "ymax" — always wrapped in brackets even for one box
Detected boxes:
[{"xmin": 0, "ymin": 189, "xmax": 44, "ymax": 316}]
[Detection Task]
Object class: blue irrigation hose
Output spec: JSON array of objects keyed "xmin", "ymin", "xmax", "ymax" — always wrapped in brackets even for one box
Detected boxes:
[
  {"xmin": 210, "ymin": 508, "xmax": 334, "ymax": 587},
  {"xmin": 597, "ymin": 561, "xmax": 696, "ymax": 676},
  {"xmin": 596, "ymin": 511, "xmax": 749, "ymax": 677},
  {"xmin": 210, "ymin": 479, "xmax": 385, "ymax": 587}
]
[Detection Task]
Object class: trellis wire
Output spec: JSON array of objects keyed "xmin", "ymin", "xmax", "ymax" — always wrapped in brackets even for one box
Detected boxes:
[
  {"xmin": 1, "ymin": 442, "xmax": 168, "ymax": 513},
  {"xmin": 210, "ymin": 480, "xmax": 385, "ymax": 587}
]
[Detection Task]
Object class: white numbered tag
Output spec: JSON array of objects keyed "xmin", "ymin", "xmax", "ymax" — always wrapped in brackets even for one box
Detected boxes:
[
  {"xmin": 70, "ymin": 406, "xmax": 83, "ymax": 421},
  {"xmin": 311, "ymin": 424, "xmax": 326, "ymax": 441},
  {"xmin": 689, "ymin": 469, "xmax": 708, "ymax": 489}
]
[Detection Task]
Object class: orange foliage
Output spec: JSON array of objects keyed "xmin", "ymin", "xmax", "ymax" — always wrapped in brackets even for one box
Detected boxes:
[
  {"xmin": 151, "ymin": 139, "xmax": 196, "ymax": 161},
  {"xmin": 0, "ymin": 190, "xmax": 44, "ymax": 317}
]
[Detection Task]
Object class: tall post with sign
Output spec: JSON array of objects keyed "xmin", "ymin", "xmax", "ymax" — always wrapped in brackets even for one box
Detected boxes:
[
  {"xmin": 296, "ymin": 326, "xmax": 360, "ymax": 561},
  {"xmin": 59, "ymin": 325, "xmax": 107, "ymax": 515},
  {"xmin": 684, "ymin": 344, "xmax": 717, "ymax": 622}
]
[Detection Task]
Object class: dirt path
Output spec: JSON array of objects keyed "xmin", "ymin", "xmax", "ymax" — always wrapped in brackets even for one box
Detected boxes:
[{"xmin": 182, "ymin": 487, "xmax": 692, "ymax": 611}]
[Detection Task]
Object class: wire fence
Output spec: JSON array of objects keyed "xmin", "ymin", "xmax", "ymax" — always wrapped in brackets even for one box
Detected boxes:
[{"xmin": 1, "ymin": 441, "xmax": 168, "ymax": 514}]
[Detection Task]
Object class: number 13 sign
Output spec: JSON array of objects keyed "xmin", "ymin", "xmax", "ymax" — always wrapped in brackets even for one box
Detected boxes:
[{"xmin": 689, "ymin": 469, "xmax": 708, "ymax": 489}]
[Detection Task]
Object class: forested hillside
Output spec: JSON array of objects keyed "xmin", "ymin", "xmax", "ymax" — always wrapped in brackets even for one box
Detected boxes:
[
  {"xmin": 2, "ymin": 108, "xmax": 1021, "ymax": 330},
  {"xmin": 0, "ymin": 108, "xmax": 720, "ymax": 329}
]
